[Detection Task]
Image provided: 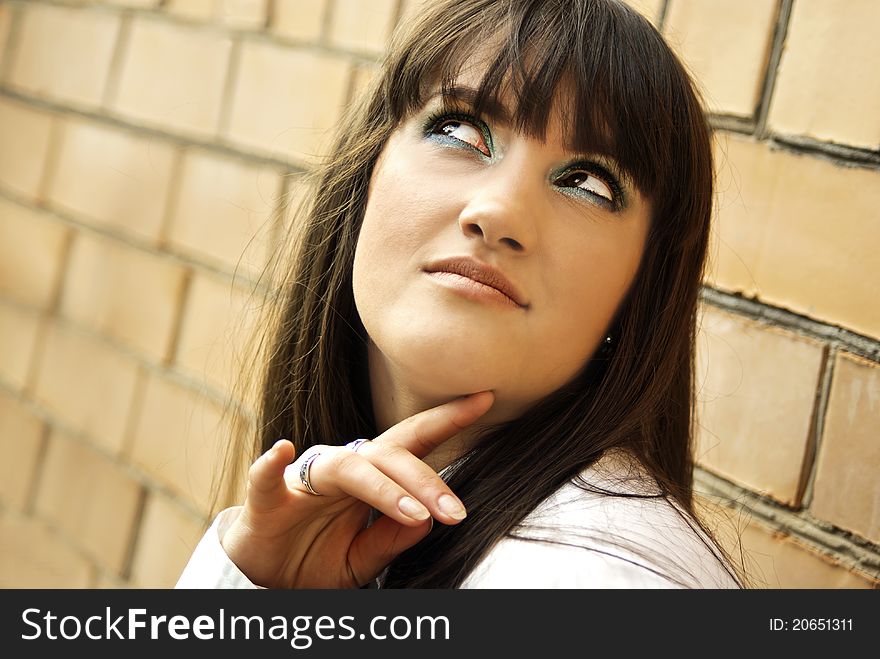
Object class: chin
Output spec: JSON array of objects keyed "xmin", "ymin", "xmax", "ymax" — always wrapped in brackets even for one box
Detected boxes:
[
  {"xmin": 409, "ymin": 347, "xmax": 502, "ymax": 398},
  {"xmin": 371, "ymin": 332, "xmax": 580, "ymax": 431}
]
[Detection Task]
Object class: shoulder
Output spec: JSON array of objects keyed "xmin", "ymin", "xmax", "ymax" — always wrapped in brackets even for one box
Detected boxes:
[
  {"xmin": 462, "ymin": 450, "xmax": 741, "ymax": 589},
  {"xmin": 460, "ymin": 535, "xmax": 682, "ymax": 588}
]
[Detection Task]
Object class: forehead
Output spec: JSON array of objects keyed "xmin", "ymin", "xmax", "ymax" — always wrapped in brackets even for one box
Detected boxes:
[{"xmin": 423, "ymin": 61, "xmax": 611, "ymax": 157}]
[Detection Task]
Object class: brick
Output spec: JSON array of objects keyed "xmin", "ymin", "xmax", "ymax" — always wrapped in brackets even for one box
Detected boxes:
[
  {"xmin": 0, "ymin": 98, "xmax": 53, "ymax": 199},
  {"xmin": 0, "ymin": 301, "xmax": 41, "ymax": 391},
  {"xmin": 349, "ymin": 63, "xmax": 378, "ymax": 104},
  {"xmin": 0, "ymin": 4, "xmax": 12, "ymax": 64},
  {"xmin": 167, "ymin": 149, "xmax": 280, "ymax": 276},
  {"xmin": 810, "ymin": 352, "xmax": 880, "ymax": 544},
  {"xmin": 663, "ymin": 0, "xmax": 776, "ymax": 117},
  {"xmin": 94, "ymin": 572, "xmax": 128, "ymax": 589},
  {"xmin": 8, "ymin": 4, "xmax": 120, "ymax": 107},
  {"xmin": 768, "ymin": 0, "xmax": 880, "ymax": 149},
  {"xmin": 709, "ymin": 135, "xmax": 880, "ymax": 338},
  {"xmin": 707, "ymin": 135, "xmax": 766, "ymax": 296},
  {"xmin": 35, "ymin": 429, "xmax": 142, "ymax": 573},
  {"xmin": 129, "ymin": 373, "xmax": 232, "ymax": 514},
  {"xmin": 49, "ymin": 119, "xmax": 176, "ymax": 242},
  {"xmin": 696, "ymin": 495, "xmax": 878, "ymax": 588},
  {"xmin": 0, "ymin": 512, "xmax": 92, "ymax": 588},
  {"xmin": 165, "ymin": 0, "xmax": 215, "ymax": 21},
  {"xmin": 59, "ymin": 232, "xmax": 187, "ymax": 362},
  {"xmin": 737, "ymin": 522, "xmax": 876, "ymax": 588},
  {"xmin": 32, "ymin": 321, "xmax": 140, "ymax": 454},
  {"xmin": 112, "ymin": 17, "xmax": 231, "ymax": 137},
  {"xmin": 695, "ymin": 306, "xmax": 825, "ymax": 506},
  {"xmin": 109, "ymin": 1, "xmax": 161, "ymax": 7},
  {"xmin": 0, "ymin": 392, "xmax": 44, "ymax": 511},
  {"xmin": 280, "ymin": 173, "xmax": 315, "ymax": 237},
  {"xmin": 174, "ymin": 272, "xmax": 262, "ymax": 395},
  {"xmin": 129, "ymin": 492, "xmax": 206, "ymax": 587},
  {"xmin": 0, "ymin": 198, "xmax": 68, "ymax": 309},
  {"xmin": 218, "ymin": 0, "xmax": 267, "ymax": 29},
  {"xmin": 622, "ymin": 0, "xmax": 663, "ymax": 25},
  {"xmin": 329, "ymin": 0, "xmax": 396, "ymax": 55},
  {"xmin": 272, "ymin": 0, "xmax": 326, "ymax": 41},
  {"xmin": 226, "ymin": 42, "xmax": 349, "ymax": 163},
  {"xmin": 269, "ymin": 174, "xmax": 314, "ymax": 288}
]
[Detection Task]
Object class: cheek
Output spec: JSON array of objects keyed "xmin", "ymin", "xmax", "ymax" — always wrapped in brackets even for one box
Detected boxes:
[
  {"xmin": 542, "ymin": 232, "xmax": 645, "ymax": 350},
  {"xmin": 353, "ymin": 153, "xmax": 453, "ymax": 324},
  {"xmin": 357, "ymin": 153, "xmax": 452, "ymax": 262}
]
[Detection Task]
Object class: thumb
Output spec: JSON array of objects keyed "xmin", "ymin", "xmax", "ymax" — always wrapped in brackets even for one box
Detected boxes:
[
  {"xmin": 348, "ymin": 515, "xmax": 433, "ymax": 585},
  {"xmin": 243, "ymin": 439, "xmax": 296, "ymax": 513}
]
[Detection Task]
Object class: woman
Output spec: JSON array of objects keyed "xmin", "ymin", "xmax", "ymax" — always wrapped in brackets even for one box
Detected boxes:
[{"xmin": 177, "ymin": 0, "xmax": 745, "ymax": 589}]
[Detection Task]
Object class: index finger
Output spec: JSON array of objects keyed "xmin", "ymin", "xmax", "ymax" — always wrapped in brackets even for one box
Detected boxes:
[{"xmin": 376, "ymin": 390, "xmax": 495, "ymax": 459}]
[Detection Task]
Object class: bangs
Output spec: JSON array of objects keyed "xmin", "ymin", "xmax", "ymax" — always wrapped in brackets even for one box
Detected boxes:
[{"xmin": 385, "ymin": 0, "xmax": 700, "ymax": 203}]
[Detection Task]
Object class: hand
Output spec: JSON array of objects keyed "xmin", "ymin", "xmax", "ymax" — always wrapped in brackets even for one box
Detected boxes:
[{"xmin": 219, "ymin": 391, "xmax": 495, "ymax": 588}]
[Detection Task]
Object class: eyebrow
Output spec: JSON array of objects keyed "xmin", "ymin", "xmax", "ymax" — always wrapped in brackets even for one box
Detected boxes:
[{"xmin": 425, "ymin": 85, "xmax": 512, "ymax": 124}]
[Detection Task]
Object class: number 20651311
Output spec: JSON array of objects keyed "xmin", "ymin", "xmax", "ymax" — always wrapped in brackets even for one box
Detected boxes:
[{"xmin": 770, "ymin": 618, "xmax": 853, "ymax": 631}]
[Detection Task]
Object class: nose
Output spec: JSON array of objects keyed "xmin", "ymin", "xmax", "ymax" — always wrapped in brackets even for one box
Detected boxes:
[{"xmin": 457, "ymin": 160, "xmax": 538, "ymax": 254}]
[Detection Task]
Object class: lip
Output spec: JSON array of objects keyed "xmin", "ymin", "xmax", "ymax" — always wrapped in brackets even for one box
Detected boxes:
[{"xmin": 423, "ymin": 256, "xmax": 529, "ymax": 309}]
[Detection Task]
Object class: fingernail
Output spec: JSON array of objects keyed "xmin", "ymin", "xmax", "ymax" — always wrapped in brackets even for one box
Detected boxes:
[
  {"xmin": 438, "ymin": 494, "xmax": 466, "ymax": 520},
  {"xmin": 398, "ymin": 496, "xmax": 430, "ymax": 520}
]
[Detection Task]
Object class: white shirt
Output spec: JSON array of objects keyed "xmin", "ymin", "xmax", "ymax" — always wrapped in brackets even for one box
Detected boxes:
[{"xmin": 176, "ymin": 450, "xmax": 740, "ymax": 589}]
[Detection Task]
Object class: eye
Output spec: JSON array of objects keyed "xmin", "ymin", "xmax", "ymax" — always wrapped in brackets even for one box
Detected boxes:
[
  {"xmin": 426, "ymin": 112, "xmax": 492, "ymax": 157},
  {"xmin": 554, "ymin": 164, "xmax": 623, "ymax": 210},
  {"xmin": 557, "ymin": 170, "xmax": 614, "ymax": 203}
]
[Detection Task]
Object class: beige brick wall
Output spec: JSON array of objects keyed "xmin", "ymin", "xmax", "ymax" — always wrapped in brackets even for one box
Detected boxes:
[
  {"xmin": 695, "ymin": 307, "xmax": 825, "ymax": 506},
  {"xmin": 111, "ymin": 17, "xmax": 232, "ymax": 137},
  {"xmin": 0, "ymin": 301, "xmax": 43, "ymax": 390},
  {"xmin": 767, "ymin": 0, "xmax": 880, "ymax": 149},
  {"xmin": 810, "ymin": 353, "xmax": 880, "ymax": 544},
  {"xmin": 0, "ymin": 198, "xmax": 69, "ymax": 309},
  {"xmin": 272, "ymin": 0, "xmax": 326, "ymax": 41},
  {"xmin": 166, "ymin": 149, "xmax": 281, "ymax": 277},
  {"xmin": 6, "ymin": 4, "xmax": 121, "ymax": 108},
  {"xmin": 0, "ymin": 97, "xmax": 55, "ymax": 199},
  {"xmin": 32, "ymin": 321, "xmax": 141, "ymax": 454},
  {"xmin": 711, "ymin": 134, "xmax": 880, "ymax": 337},
  {"xmin": 225, "ymin": 41, "xmax": 350, "ymax": 162},
  {"xmin": 0, "ymin": 5, "xmax": 11, "ymax": 59},
  {"xmin": 0, "ymin": 0, "xmax": 876, "ymax": 589},
  {"xmin": 0, "ymin": 390, "xmax": 44, "ymax": 511},
  {"xmin": 664, "ymin": 0, "xmax": 778, "ymax": 116},
  {"xmin": 48, "ymin": 118, "xmax": 178, "ymax": 242}
]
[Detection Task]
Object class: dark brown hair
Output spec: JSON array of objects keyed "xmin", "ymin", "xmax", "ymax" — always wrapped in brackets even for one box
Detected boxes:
[{"xmin": 220, "ymin": 0, "xmax": 746, "ymax": 588}]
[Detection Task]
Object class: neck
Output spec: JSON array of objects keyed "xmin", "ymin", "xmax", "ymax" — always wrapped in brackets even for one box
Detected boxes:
[{"xmin": 367, "ymin": 340, "xmax": 488, "ymax": 471}]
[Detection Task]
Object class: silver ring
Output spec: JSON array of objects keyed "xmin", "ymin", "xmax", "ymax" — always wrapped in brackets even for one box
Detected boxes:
[
  {"xmin": 345, "ymin": 438, "xmax": 371, "ymax": 453},
  {"xmin": 299, "ymin": 451, "xmax": 322, "ymax": 495}
]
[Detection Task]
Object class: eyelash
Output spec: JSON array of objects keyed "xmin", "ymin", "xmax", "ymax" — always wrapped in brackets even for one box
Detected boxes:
[
  {"xmin": 554, "ymin": 163, "xmax": 625, "ymax": 212},
  {"xmin": 423, "ymin": 108, "xmax": 494, "ymax": 157},
  {"xmin": 422, "ymin": 106, "xmax": 626, "ymax": 212}
]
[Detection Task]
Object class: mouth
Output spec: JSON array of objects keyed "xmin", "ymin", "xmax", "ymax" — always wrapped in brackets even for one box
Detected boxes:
[{"xmin": 423, "ymin": 256, "xmax": 529, "ymax": 309}]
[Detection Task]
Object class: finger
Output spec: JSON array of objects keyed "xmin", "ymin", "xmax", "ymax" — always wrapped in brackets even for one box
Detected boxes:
[
  {"xmin": 378, "ymin": 390, "xmax": 495, "ymax": 459},
  {"xmin": 296, "ymin": 449, "xmax": 436, "ymax": 526},
  {"xmin": 348, "ymin": 515, "xmax": 433, "ymax": 585},
  {"xmin": 356, "ymin": 442, "xmax": 468, "ymax": 523},
  {"xmin": 244, "ymin": 439, "xmax": 296, "ymax": 512}
]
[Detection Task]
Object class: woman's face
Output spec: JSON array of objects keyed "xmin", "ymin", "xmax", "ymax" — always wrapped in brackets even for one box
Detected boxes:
[{"xmin": 353, "ymin": 65, "xmax": 652, "ymax": 418}]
